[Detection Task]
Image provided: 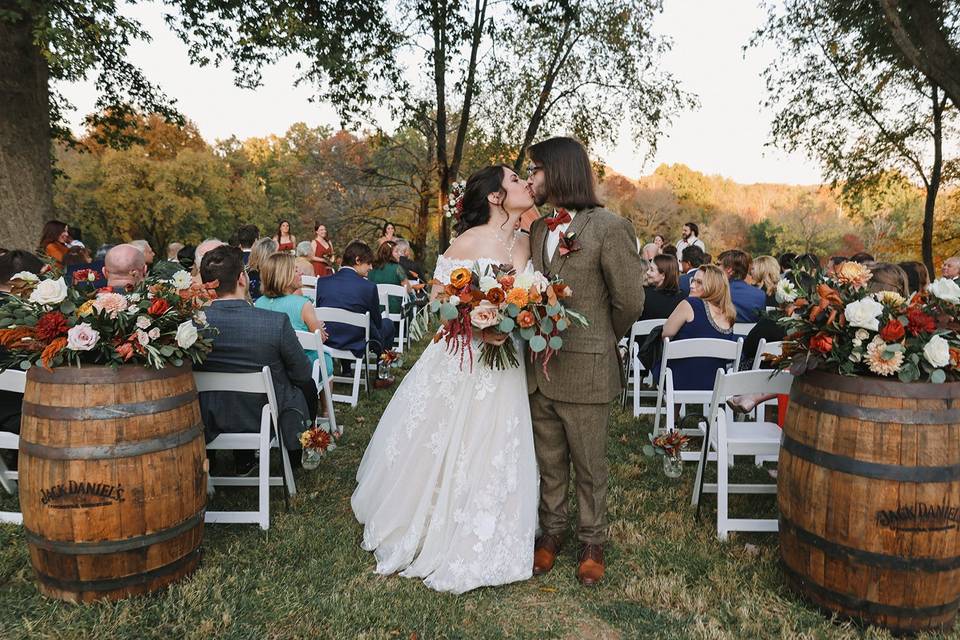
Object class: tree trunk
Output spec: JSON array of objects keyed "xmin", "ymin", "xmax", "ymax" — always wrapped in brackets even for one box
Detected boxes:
[
  {"xmin": 922, "ymin": 83, "xmax": 944, "ymax": 277},
  {"xmin": 0, "ymin": 5, "xmax": 52, "ymax": 251}
]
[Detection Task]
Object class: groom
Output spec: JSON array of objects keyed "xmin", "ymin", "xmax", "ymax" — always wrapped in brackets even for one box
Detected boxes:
[{"xmin": 525, "ymin": 137, "xmax": 644, "ymax": 586}]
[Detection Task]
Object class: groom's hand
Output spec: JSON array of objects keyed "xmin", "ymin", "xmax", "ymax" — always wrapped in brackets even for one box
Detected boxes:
[{"xmin": 481, "ymin": 328, "xmax": 509, "ymax": 346}]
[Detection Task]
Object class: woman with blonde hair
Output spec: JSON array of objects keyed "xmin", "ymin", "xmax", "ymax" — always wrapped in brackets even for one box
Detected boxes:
[
  {"xmin": 254, "ymin": 253, "xmax": 334, "ymax": 380},
  {"xmin": 246, "ymin": 237, "xmax": 278, "ymax": 300},
  {"xmin": 748, "ymin": 255, "xmax": 781, "ymax": 306},
  {"xmin": 653, "ymin": 264, "xmax": 737, "ymax": 391}
]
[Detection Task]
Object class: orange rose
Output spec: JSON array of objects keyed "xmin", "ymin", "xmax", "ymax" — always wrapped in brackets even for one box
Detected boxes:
[
  {"xmin": 486, "ymin": 287, "xmax": 506, "ymax": 305},
  {"xmin": 116, "ymin": 342, "xmax": 135, "ymax": 361},
  {"xmin": 499, "ymin": 275, "xmax": 515, "ymax": 290},
  {"xmin": 517, "ymin": 310, "xmax": 536, "ymax": 329},
  {"xmin": 528, "ymin": 289, "xmax": 542, "ymax": 304},
  {"xmin": 552, "ymin": 283, "xmax": 572, "ymax": 298},
  {"xmin": 506, "ymin": 288, "xmax": 529, "ymax": 308},
  {"xmin": 449, "ymin": 268, "xmax": 472, "ymax": 289},
  {"xmin": 951, "ymin": 347, "xmax": 960, "ymax": 369}
]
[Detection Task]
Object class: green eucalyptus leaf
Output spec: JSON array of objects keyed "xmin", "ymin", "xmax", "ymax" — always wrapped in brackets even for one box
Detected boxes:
[
  {"xmin": 519, "ymin": 327, "xmax": 535, "ymax": 341},
  {"xmin": 549, "ymin": 335, "xmax": 563, "ymax": 350},
  {"xmin": 540, "ymin": 317, "xmax": 554, "ymax": 334},
  {"xmin": 556, "ymin": 318, "xmax": 568, "ymax": 332},
  {"xmin": 439, "ymin": 303, "xmax": 458, "ymax": 321},
  {"xmin": 506, "ymin": 303, "xmax": 519, "ymax": 317},
  {"xmin": 529, "ymin": 335, "xmax": 547, "ymax": 353},
  {"xmin": 931, "ymin": 369, "xmax": 947, "ymax": 384},
  {"xmin": 498, "ymin": 317, "xmax": 515, "ymax": 333}
]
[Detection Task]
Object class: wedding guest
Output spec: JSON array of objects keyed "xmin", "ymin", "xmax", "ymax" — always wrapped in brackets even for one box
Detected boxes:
[
  {"xmin": 294, "ymin": 241, "xmax": 314, "ymax": 279},
  {"xmin": 826, "ymin": 255, "xmax": 847, "ymax": 276},
  {"xmin": 167, "ymin": 242, "xmax": 185, "ymax": 261},
  {"xmin": 653, "ymin": 234, "xmax": 665, "ymax": 250},
  {"xmin": 255, "ymin": 253, "xmax": 334, "ymax": 380},
  {"xmin": 778, "ymin": 252, "xmax": 797, "ymax": 273},
  {"xmin": 661, "ymin": 244, "xmax": 677, "ymax": 258},
  {"xmin": 314, "ymin": 240, "xmax": 395, "ymax": 357},
  {"xmin": 193, "ymin": 239, "xmax": 224, "ymax": 277},
  {"xmin": 273, "ymin": 220, "xmax": 297, "ymax": 254},
  {"xmin": 850, "ymin": 251, "xmax": 874, "ymax": 264},
  {"xmin": 640, "ymin": 255, "xmax": 684, "ymax": 321},
  {"xmin": 103, "ymin": 244, "xmax": 147, "ymax": 292},
  {"xmin": 942, "ymin": 256, "xmax": 960, "ymax": 282},
  {"xmin": 368, "ymin": 241, "xmax": 409, "ymax": 315},
  {"xmin": 177, "ymin": 244, "xmax": 196, "ymax": 271},
  {"xmin": 718, "ymin": 249, "xmax": 765, "ymax": 322},
  {"xmin": 247, "ymin": 238, "xmax": 278, "ymax": 301},
  {"xmin": 394, "ymin": 239, "xmax": 425, "ymax": 281},
  {"xmin": 236, "ymin": 224, "xmax": 259, "ymax": 264},
  {"xmin": 67, "ymin": 225, "xmax": 85, "ymax": 249},
  {"xmin": 62, "ymin": 246, "xmax": 92, "ymax": 268},
  {"xmin": 652, "ymin": 264, "xmax": 736, "ymax": 390},
  {"xmin": 376, "ymin": 222, "xmax": 397, "ymax": 247},
  {"xmin": 38, "ymin": 220, "xmax": 71, "ymax": 267},
  {"xmin": 867, "ymin": 262, "xmax": 910, "ymax": 297},
  {"xmin": 898, "ymin": 260, "xmax": 930, "ymax": 296},
  {"xmin": 310, "ymin": 222, "xmax": 334, "ymax": 277},
  {"xmin": 675, "ymin": 221, "xmax": 705, "ymax": 256},
  {"xmin": 95, "ymin": 243, "xmax": 114, "ymax": 262},
  {"xmin": 196, "ymin": 245, "xmax": 316, "ymax": 473},
  {"xmin": 748, "ymin": 255, "xmax": 780, "ymax": 307},
  {"xmin": 640, "ymin": 243, "xmax": 659, "ymax": 261},
  {"xmin": 678, "ymin": 245, "xmax": 705, "ymax": 295},
  {"xmin": 794, "ymin": 252, "xmax": 821, "ymax": 274},
  {"xmin": 129, "ymin": 239, "xmax": 155, "ymax": 265}
]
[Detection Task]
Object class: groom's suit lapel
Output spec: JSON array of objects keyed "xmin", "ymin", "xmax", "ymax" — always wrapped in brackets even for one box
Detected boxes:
[{"xmin": 550, "ymin": 209, "xmax": 594, "ymax": 279}]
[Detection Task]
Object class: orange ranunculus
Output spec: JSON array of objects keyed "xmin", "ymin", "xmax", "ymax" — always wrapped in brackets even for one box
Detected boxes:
[
  {"xmin": 950, "ymin": 347, "xmax": 960, "ymax": 368},
  {"xmin": 499, "ymin": 275, "xmax": 515, "ymax": 290},
  {"xmin": 449, "ymin": 268, "xmax": 472, "ymax": 289},
  {"xmin": 809, "ymin": 332, "xmax": 833, "ymax": 354},
  {"xmin": 506, "ymin": 288, "xmax": 529, "ymax": 308},
  {"xmin": 486, "ymin": 287, "xmax": 506, "ymax": 305},
  {"xmin": 528, "ymin": 289, "xmax": 542, "ymax": 304},
  {"xmin": 517, "ymin": 310, "xmax": 536, "ymax": 329},
  {"xmin": 148, "ymin": 298, "xmax": 171, "ymax": 316},
  {"xmin": 116, "ymin": 342, "xmax": 135, "ymax": 361}
]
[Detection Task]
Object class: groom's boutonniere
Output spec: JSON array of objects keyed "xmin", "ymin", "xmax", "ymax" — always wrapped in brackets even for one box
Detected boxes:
[{"xmin": 558, "ymin": 231, "xmax": 582, "ymax": 257}]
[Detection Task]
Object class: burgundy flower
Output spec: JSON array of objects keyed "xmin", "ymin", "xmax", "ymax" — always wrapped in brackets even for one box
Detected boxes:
[{"xmin": 35, "ymin": 311, "xmax": 69, "ymax": 341}]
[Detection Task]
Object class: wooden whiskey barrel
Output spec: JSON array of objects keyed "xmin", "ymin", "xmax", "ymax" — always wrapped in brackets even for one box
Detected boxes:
[
  {"xmin": 779, "ymin": 371, "xmax": 960, "ymax": 635},
  {"xmin": 18, "ymin": 364, "xmax": 206, "ymax": 602}
]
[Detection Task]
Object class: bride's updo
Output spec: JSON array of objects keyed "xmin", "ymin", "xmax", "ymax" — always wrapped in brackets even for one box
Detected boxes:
[{"xmin": 454, "ymin": 165, "xmax": 509, "ymax": 235}]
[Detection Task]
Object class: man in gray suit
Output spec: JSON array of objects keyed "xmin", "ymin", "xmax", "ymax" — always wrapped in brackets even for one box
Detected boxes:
[
  {"xmin": 526, "ymin": 137, "xmax": 645, "ymax": 586},
  {"xmin": 195, "ymin": 245, "xmax": 316, "ymax": 472}
]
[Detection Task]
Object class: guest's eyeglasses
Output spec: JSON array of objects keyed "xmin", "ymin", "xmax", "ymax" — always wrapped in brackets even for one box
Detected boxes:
[{"xmin": 525, "ymin": 163, "xmax": 543, "ymax": 179}]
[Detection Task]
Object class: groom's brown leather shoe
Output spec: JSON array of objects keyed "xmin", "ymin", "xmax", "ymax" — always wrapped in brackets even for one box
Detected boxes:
[
  {"xmin": 577, "ymin": 544, "xmax": 605, "ymax": 586},
  {"xmin": 532, "ymin": 534, "xmax": 563, "ymax": 576}
]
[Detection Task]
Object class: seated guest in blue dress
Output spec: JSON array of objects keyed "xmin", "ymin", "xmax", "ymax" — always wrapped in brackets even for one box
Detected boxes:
[
  {"xmin": 678, "ymin": 245, "xmax": 705, "ymax": 295},
  {"xmin": 314, "ymin": 240, "xmax": 395, "ymax": 356},
  {"xmin": 653, "ymin": 264, "xmax": 737, "ymax": 391},
  {"xmin": 718, "ymin": 249, "xmax": 766, "ymax": 323}
]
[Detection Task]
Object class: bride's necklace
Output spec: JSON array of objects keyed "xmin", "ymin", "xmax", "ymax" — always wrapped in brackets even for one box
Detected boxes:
[{"xmin": 488, "ymin": 226, "xmax": 516, "ymax": 260}]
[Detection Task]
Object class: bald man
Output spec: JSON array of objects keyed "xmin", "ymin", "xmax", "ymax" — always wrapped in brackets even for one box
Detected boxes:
[
  {"xmin": 193, "ymin": 239, "xmax": 225, "ymax": 279},
  {"xmin": 641, "ymin": 243, "xmax": 659, "ymax": 261},
  {"xmin": 103, "ymin": 244, "xmax": 147, "ymax": 292},
  {"xmin": 943, "ymin": 256, "xmax": 960, "ymax": 282},
  {"xmin": 129, "ymin": 239, "xmax": 155, "ymax": 265}
]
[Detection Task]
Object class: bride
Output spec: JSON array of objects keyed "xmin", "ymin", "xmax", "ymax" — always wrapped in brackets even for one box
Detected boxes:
[{"xmin": 352, "ymin": 165, "xmax": 538, "ymax": 594}]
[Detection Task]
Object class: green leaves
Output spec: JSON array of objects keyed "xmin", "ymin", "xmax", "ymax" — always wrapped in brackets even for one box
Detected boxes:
[
  {"xmin": 439, "ymin": 303, "xmax": 458, "ymax": 321},
  {"xmin": 498, "ymin": 317, "xmax": 515, "ymax": 333},
  {"xmin": 529, "ymin": 335, "xmax": 547, "ymax": 353}
]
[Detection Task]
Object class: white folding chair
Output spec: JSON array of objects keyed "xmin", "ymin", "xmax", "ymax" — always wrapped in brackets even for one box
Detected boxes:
[
  {"xmin": 300, "ymin": 275, "xmax": 317, "ymax": 301},
  {"xmin": 652, "ymin": 337, "xmax": 743, "ymax": 461},
  {"xmin": 691, "ymin": 369, "xmax": 794, "ymax": 540},
  {"xmin": 621, "ymin": 319, "xmax": 665, "ymax": 411},
  {"xmin": 751, "ymin": 339, "xmax": 784, "ymax": 370},
  {"xmin": 295, "ymin": 330, "xmax": 340, "ymax": 437},
  {"xmin": 194, "ymin": 367, "xmax": 297, "ymax": 530},
  {"xmin": 733, "ymin": 322, "xmax": 756, "ymax": 337},
  {"xmin": 377, "ymin": 283, "xmax": 408, "ymax": 354},
  {"xmin": 0, "ymin": 370, "xmax": 24, "ymax": 524},
  {"xmin": 315, "ymin": 307, "xmax": 370, "ymax": 407}
]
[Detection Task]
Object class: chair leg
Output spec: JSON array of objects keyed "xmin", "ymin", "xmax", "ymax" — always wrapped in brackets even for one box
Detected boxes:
[
  {"xmin": 280, "ymin": 444, "xmax": 297, "ymax": 498},
  {"xmin": 258, "ymin": 434, "xmax": 270, "ymax": 531},
  {"xmin": 717, "ymin": 438, "xmax": 729, "ymax": 540},
  {"xmin": 691, "ymin": 433, "xmax": 710, "ymax": 508},
  {"xmin": 653, "ymin": 384, "xmax": 664, "ymax": 435},
  {"xmin": 0, "ymin": 457, "xmax": 15, "ymax": 496}
]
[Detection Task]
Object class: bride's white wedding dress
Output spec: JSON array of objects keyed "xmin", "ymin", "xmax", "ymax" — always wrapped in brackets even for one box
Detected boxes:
[{"xmin": 351, "ymin": 256, "xmax": 537, "ymax": 594}]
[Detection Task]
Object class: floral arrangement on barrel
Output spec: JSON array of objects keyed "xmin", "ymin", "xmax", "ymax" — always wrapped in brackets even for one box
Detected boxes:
[
  {"xmin": 0, "ymin": 270, "xmax": 216, "ymax": 370},
  {"xmin": 772, "ymin": 261, "xmax": 960, "ymax": 383},
  {"xmin": 429, "ymin": 263, "xmax": 588, "ymax": 372}
]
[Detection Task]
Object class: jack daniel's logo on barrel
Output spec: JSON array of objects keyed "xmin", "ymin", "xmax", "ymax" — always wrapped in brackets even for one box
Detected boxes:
[
  {"xmin": 40, "ymin": 481, "xmax": 125, "ymax": 509},
  {"xmin": 876, "ymin": 500, "xmax": 960, "ymax": 532}
]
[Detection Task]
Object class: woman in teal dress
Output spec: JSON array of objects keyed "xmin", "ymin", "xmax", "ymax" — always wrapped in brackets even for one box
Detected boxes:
[
  {"xmin": 254, "ymin": 253, "xmax": 335, "ymax": 379},
  {"xmin": 367, "ymin": 240, "xmax": 409, "ymax": 315}
]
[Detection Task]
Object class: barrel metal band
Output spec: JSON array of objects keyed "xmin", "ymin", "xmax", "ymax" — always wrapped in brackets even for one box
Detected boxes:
[
  {"xmin": 781, "ymin": 559, "xmax": 960, "ymax": 618},
  {"xmin": 780, "ymin": 516, "xmax": 960, "ymax": 572},
  {"xmin": 23, "ymin": 390, "xmax": 196, "ymax": 421},
  {"xmin": 781, "ymin": 435, "xmax": 960, "ymax": 482},
  {"xmin": 34, "ymin": 548, "xmax": 202, "ymax": 593},
  {"xmin": 25, "ymin": 512, "xmax": 204, "ymax": 555},
  {"xmin": 791, "ymin": 389, "xmax": 960, "ymax": 424},
  {"xmin": 20, "ymin": 424, "xmax": 204, "ymax": 460}
]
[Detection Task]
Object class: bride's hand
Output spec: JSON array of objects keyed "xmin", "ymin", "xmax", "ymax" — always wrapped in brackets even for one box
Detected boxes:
[{"xmin": 481, "ymin": 328, "xmax": 509, "ymax": 346}]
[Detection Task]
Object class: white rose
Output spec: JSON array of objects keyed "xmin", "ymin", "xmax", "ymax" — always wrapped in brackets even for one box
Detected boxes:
[
  {"xmin": 175, "ymin": 320, "xmax": 198, "ymax": 349},
  {"xmin": 844, "ymin": 297, "xmax": 884, "ymax": 331},
  {"xmin": 11, "ymin": 271, "xmax": 39, "ymax": 283},
  {"xmin": 514, "ymin": 273, "xmax": 535, "ymax": 291},
  {"xmin": 448, "ymin": 295, "xmax": 461, "ymax": 307},
  {"xmin": 478, "ymin": 276, "xmax": 498, "ymax": 293},
  {"xmin": 136, "ymin": 329, "xmax": 151, "ymax": 346},
  {"xmin": 194, "ymin": 311, "xmax": 207, "ymax": 326},
  {"xmin": 170, "ymin": 270, "xmax": 193, "ymax": 291},
  {"xmin": 136, "ymin": 316, "xmax": 152, "ymax": 330},
  {"xmin": 928, "ymin": 278, "xmax": 960, "ymax": 304},
  {"xmin": 855, "ymin": 329, "xmax": 870, "ymax": 341},
  {"xmin": 66, "ymin": 323, "xmax": 100, "ymax": 351},
  {"xmin": 148, "ymin": 327, "xmax": 160, "ymax": 340},
  {"xmin": 28, "ymin": 277, "xmax": 68, "ymax": 306},
  {"xmin": 775, "ymin": 278, "xmax": 798, "ymax": 304},
  {"xmin": 923, "ymin": 334, "xmax": 951, "ymax": 368}
]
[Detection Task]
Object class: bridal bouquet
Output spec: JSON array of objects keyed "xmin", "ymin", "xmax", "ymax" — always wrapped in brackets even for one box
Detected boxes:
[{"xmin": 773, "ymin": 263, "xmax": 960, "ymax": 383}]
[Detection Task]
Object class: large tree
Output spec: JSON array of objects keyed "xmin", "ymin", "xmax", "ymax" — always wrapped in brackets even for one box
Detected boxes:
[{"xmin": 0, "ymin": 0, "xmax": 396, "ymax": 250}]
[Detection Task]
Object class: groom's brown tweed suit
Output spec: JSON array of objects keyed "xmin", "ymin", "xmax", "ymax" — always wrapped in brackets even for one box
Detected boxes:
[{"xmin": 527, "ymin": 206, "xmax": 644, "ymax": 545}]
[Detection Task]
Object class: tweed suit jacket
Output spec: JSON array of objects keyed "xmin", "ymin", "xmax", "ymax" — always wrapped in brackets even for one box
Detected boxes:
[
  {"xmin": 194, "ymin": 299, "xmax": 313, "ymax": 448},
  {"xmin": 526, "ymin": 206, "xmax": 645, "ymax": 404}
]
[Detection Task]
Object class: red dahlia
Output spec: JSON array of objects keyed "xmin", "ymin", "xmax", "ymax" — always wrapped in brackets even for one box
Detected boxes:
[
  {"xmin": 148, "ymin": 298, "xmax": 171, "ymax": 316},
  {"xmin": 907, "ymin": 307, "xmax": 936, "ymax": 336},
  {"xmin": 35, "ymin": 311, "xmax": 69, "ymax": 340}
]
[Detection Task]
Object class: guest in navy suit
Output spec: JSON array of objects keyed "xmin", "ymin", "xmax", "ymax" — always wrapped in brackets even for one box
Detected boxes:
[
  {"xmin": 678, "ymin": 245, "xmax": 705, "ymax": 296},
  {"xmin": 314, "ymin": 241, "xmax": 395, "ymax": 357},
  {"xmin": 718, "ymin": 249, "xmax": 766, "ymax": 323}
]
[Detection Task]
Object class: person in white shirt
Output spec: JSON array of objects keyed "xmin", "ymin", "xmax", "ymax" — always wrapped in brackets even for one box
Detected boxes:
[{"xmin": 675, "ymin": 222, "xmax": 705, "ymax": 257}]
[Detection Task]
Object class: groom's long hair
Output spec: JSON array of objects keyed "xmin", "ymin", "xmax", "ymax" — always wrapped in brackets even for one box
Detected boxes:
[{"xmin": 528, "ymin": 137, "xmax": 602, "ymax": 211}]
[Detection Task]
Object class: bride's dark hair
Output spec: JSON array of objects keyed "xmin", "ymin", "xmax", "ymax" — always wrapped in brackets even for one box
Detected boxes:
[{"xmin": 453, "ymin": 165, "xmax": 509, "ymax": 235}]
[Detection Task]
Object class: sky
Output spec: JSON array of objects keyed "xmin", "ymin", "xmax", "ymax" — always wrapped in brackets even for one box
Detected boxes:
[{"xmin": 56, "ymin": 0, "xmax": 825, "ymax": 186}]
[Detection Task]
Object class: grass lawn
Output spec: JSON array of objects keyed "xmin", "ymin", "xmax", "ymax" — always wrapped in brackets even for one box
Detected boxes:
[{"xmin": 0, "ymin": 338, "xmax": 950, "ymax": 639}]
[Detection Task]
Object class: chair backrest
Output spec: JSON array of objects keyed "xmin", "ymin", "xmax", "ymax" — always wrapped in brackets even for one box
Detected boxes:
[
  {"xmin": 193, "ymin": 366, "xmax": 280, "ymax": 428},
  {"xmin": 662, "ymin": 336, "xmax": 743, "ymax": 365},
  {"xmin": 301, "ymin": 275, "xmax": 317, "ymax": 299},
  {"xmin": 0, "ymin": 370, "xmax": 26, "ymax": 394},
  {"xmin": 629, "ymin": 319, "xmax": 665, "ymax": 342},
  {"xmin": 733, "ymin": 322, "xmax": 756, "ymax": 336},
  {"xmin": 377, "ymin": 284, "xmax": 406, "ymax": 317},
  {"xmin": 294, "ymin": 329, "xmax": 334, "ymax": 388},
  {"xmin": 315, "ymin": 307, "xmax": 370, "ymax": 343},
  {"xmin": 752, "ymin": 339, "xmax": 784, "ymax": 370},
  {"xmin": 707, "ymin": 368, "xmax": 794, "ymax": 427}
]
